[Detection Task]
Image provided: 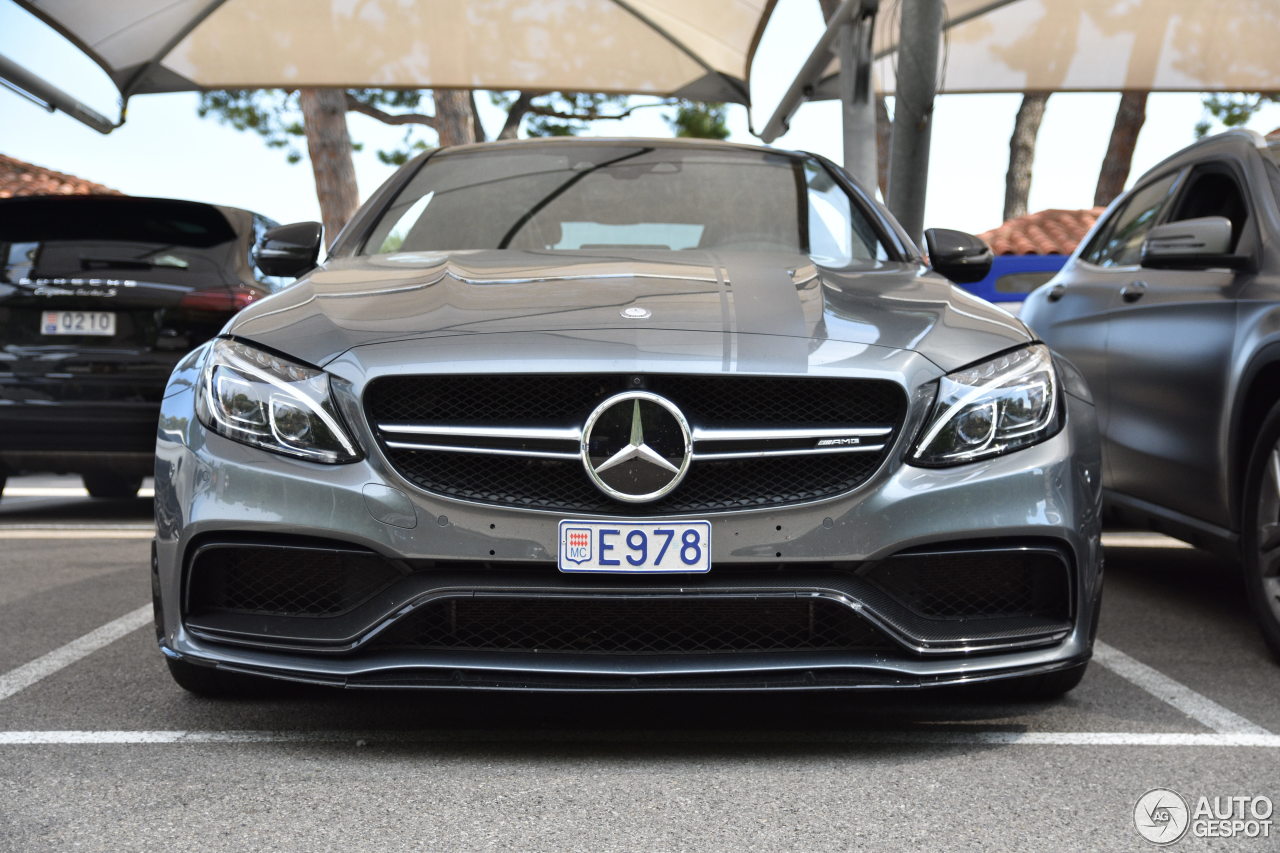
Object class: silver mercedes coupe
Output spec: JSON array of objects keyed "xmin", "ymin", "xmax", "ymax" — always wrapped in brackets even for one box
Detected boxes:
[{"xmin": 152, "ymin": 138, "xmax": 1103, "ymax": 696}]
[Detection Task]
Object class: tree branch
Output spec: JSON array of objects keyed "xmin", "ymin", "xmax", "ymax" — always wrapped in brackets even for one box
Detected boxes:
[
  {"xmin": 343, "ymin": 93, "xmax": 437, "ymax": 128},
  {"xmin": 498, "ymin": 92, "xmax": 535, "ymax": 139},
  {"xmin": 524, "ymin": 99, "xmax": 674, "ymax": 123}
]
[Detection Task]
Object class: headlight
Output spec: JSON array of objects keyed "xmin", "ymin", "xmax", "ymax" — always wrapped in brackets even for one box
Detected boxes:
[
  {"xmin": 196, "ymin": 338, "xmax": 361, "ymax": 463},
  {"xmin": 911, "ymin": 344, "xmax": 1061, "ymax": 466}
]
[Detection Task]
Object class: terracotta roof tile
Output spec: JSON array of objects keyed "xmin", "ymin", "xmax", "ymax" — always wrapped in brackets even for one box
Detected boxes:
[
  {"xmin": 0, "ymin": 153, "xmax": 123, "ymax": 199},
  {"xmin": 979, "ymin": 207, "xmax": 1103, "ymax": 256}
]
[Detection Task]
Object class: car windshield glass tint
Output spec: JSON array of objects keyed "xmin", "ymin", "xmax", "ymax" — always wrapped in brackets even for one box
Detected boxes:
[
  {"xmin": 363, "ymin": 145, "xmax": 883, "ymax": 262},
  {"xmin": 0, "ymin": 198, "xmax": 236, "ymax": 283}
]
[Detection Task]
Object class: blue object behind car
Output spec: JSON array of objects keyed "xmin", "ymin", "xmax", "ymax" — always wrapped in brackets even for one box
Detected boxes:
[{"xmin": 962, "ymin": 253, "xmax": 1067, "ymax": 313}]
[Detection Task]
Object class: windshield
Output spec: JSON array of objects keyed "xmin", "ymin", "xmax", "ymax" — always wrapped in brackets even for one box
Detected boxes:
[{"xmin": 361, "ymin": 144, "xmax": 888, "ymax": 265}]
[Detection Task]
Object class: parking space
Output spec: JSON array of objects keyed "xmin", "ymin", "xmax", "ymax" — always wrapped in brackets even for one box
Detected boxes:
[{"xmin": 1, "ymin": 475, "xmax": 1277, "ymax": 851}]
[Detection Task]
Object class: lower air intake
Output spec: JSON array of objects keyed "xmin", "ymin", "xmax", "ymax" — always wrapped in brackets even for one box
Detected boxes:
[{"xmin": 368, "ymin": 595, "xmax": 893, "ymax": 655}]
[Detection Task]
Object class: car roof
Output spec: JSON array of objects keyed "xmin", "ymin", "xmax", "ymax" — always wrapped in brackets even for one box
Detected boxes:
[{"xmin": 1140, "ymin": 128, "xmax": 1270, "ymax": 178}]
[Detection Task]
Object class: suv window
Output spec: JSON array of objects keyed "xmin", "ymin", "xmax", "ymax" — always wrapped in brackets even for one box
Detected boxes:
[
  {"xmin": 1080, "ymin": 172, "xmax": 1180, "ymax": 267},
  {"xmin": 1167, "ymin": 164, "xmax": 1249, "ymax": 250}
]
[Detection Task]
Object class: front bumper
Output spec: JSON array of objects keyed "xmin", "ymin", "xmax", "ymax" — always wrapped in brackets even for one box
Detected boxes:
[{"xmin": 154, "ymin": 370, "xmax": 1103, "ymax": 691}]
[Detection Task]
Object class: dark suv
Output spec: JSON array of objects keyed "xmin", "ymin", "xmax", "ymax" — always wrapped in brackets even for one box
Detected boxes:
[
  {"xmin": 0, "ymin": 195, "xmax": 289, "ymax": 498},
  {"xmin": 1022, "ymin": 129, "xmax": 1280, "ymax": 658}
]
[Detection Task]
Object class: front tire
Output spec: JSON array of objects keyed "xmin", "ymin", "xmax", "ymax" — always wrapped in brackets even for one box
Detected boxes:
[
  {"xmin": 1241, "ymin": 401, "xmax": 1280, "ymax": 660},
  {"xmin": 82, "ymin": 472, "xmax": 143, "ymax": 499}
]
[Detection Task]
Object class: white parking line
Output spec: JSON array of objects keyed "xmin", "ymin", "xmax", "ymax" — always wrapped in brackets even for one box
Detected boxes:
[
  {"xmin": 1092, "ymin": 641, "xmax": 1272, "ymax": 735},
  {"xmin": 0, "ymin": 487, "xmax": 155, "ymax": 498},
  {"xmin": 1100, "ymin": 532, "xmax": 1194, "ymax": 549},
  {"xmin": 0, "ymin": 530, "xmax": 155, "ymax": 539},
  {"xmin": 0, "ymin": 729, "xmax": 1278, "ymax": 747},
  {"xmin": 0, "ymin": 605, "xmax": 152, "ymax": 702}
]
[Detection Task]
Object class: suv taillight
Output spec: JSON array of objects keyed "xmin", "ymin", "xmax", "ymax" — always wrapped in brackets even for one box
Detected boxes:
[{"xmin": 179, "ymin": 287, "xmax": 258, "ymax": 312}]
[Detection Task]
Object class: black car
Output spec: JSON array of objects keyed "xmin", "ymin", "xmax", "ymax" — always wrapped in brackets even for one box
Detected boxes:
[
  {"xmin": 1022, "ymin": 129, "xmax": 1280, "ymax": 658},
  {"xmin": 0, "ymin": 195, "xmax": 288, "ymax": 498}
]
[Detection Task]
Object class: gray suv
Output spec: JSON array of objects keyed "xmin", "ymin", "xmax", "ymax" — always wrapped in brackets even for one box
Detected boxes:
[
  {"xmin": 153, "ymin": 138, "xmax": 1102, "ymax": 696},
  {"xmin": 1023, "ymin": 129, "xmax": 1280, "ymax": 659}
]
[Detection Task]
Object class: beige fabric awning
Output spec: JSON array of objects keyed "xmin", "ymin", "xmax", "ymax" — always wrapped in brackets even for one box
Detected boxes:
[
  {"xmin": 811, "ymin": 0, "xmax": 1280, "ymax": 96},
  {"xmin": 18, "ymin": 0, "xmax": 775, "ymax": 104}
]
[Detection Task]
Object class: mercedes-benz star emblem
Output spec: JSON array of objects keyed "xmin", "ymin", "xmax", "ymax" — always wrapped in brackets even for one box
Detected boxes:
[
  {"xmin": 620, "ymin": 306, "xmax": 651, "ymax": 319},
  {"xmin": 581, "ymin": 391, "xmax": 691, "ymax": 502}
]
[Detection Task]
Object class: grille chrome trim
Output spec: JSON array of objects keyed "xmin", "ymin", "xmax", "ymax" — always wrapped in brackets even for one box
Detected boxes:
[
  {"xmin": 691, "ymin": 444, "xmax": 886, "ymax": 461},
  {"xmin": 384, "ymin": 441, "xmax": 580, "ymax": 460},
  {"xmin": 692, "ymin": 426, "xmax": 894, "ymax": 441},
  {"xmin": 377, "ymin": 424, "xmax": 581, "ymax": 442},
  {"xmin": 379, "ymin": 423, "xmax": 893, "ymax": 462}
]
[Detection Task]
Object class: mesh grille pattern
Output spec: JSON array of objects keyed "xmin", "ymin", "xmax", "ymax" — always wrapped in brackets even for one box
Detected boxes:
[
  {"xmin": 368, "ymin": 596, "xmax": 892, "ymax": 655},
  {"xmin": 864, "ymin": 551, "xmax": 1069, "ymax": 621},
  {"xmin": 366, "ymin": 374, "xmax": 906, "ymax": 513},
  {"xmin": 384, "ymin": 451, "xmax": 884, "ymax": 515},
  {"xmin": 366, "ymin": 374, "xmax": 904, "ymax": 428},
  {"xmin": 187, "ymin": 546, "xmax": 401, "ymax": 617}
]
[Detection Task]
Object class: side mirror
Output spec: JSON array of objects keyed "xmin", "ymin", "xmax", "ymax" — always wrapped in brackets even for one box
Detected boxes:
[
  {"xmin": 1141, "ymin": 216, "xmax": 1251, "ymax": 270},
  {"xmin": 924, "ymin": 228, "xmax": 993, "ymax": 285},
  {"xmin": 254, "ymin": 221, "xmax": 322, "ymax": 278}
]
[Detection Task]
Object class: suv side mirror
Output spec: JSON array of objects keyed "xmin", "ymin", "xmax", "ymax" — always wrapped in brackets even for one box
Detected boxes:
[
  {"xmin": 254, "ymin": 221, "xmax": 323, "ymax": 278},
  {"xmin": 1141, "ymin": 216, "xmax": 1251, "ymax": 271},
  {"xmin": 924, "ymin": 228, "xmax": 993, "ymax": 285}
]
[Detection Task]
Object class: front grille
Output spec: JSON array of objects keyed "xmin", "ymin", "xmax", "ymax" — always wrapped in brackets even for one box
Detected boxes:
[
  {"xmin": 367, "ymin": 596, "xmax": 892, "ymax": 655},
  {"xmin": 366, "ymin": 374, "xmax": 906, "ymax": 513},
  {"xmin": 863, "ymin": 549, "xmax": 1071, "ymax": 622},
  {"xmin": 186, "ymin": 545, "xmax": 403, "ymax": 617}
]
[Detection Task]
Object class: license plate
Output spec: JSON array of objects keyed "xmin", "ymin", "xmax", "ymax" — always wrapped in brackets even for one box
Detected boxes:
[
  {"xmin": 558, "ymin": 520, "xmax": 711, "ymax": 573},
  {"xmin": 41, "ymin": 310, "xmax": 116, "ymax": 336}
]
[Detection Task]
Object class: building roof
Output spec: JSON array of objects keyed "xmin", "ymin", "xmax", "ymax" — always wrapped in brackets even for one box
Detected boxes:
[
  {"xmin": 979, "ymin": 207, "xmax": 1103, "ymax": 256},
  {"xmin": 0, "ymin": 154, "xmax": 122, "ymax": 199}
]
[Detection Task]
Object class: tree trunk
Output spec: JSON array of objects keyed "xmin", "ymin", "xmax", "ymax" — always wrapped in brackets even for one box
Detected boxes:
[
  {"xmin": 876, "ymin": 95, "xmax": 891, "ymax": 197},
  {"xmin": 1095, "ymin": 90, "xmax": 1149, "ymax": 207},
  {"xmin": 298, "ymin": 88, "xmax": 360, "ymax": 249},
  {"xmin": 1003, "ymin": 92, "xmax": 1049, "ymax": 222},
  {"xmin": 433, "ymin": 88, "xmax": 477, "ymax": 147}
]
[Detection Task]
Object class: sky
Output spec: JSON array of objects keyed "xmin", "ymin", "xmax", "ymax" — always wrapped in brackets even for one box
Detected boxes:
[{"xmin": 2, "ymin": 0, "xmax": 1280, "ymax": 237}]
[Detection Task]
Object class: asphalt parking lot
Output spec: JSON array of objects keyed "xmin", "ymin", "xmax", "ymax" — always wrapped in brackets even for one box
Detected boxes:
[{"xmin": 1, "ymin": 476, "xmax": 1278, "ymax": 852}]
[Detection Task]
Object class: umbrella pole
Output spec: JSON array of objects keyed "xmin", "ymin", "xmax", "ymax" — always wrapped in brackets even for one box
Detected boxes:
[{"xmin": 887, "ymin": 0, "xmax": 943, "ymax": 246}]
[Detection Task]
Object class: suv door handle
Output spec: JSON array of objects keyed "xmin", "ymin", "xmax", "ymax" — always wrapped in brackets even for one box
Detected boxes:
[{"xmin": 1121, "ymin": 281, "xmax": 1148, "ymax": 303}]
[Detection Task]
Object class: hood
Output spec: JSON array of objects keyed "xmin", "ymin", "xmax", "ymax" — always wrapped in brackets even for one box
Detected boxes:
[{"xmin": 227, "ymin": 249, "xmax": 1030, "ymax": 372}]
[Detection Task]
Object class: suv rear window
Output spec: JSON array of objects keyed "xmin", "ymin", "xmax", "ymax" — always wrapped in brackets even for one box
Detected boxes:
[{"xmin": 0, "ymin": 198, "xmax": 237, "ymax": 283}]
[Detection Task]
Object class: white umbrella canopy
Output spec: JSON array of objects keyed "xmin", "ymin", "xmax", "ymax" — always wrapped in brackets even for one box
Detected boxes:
[
  {"xmin": 814, "ymin": 0, "xmax": 1280, "ymax": 96},
  {"xmin": 17, "ymin": 0, "xmax": 773, "ymax": 104}
]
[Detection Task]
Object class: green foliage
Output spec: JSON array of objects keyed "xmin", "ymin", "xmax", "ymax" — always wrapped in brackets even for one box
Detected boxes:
[
  {"xmin": 666, "ymin": 101, "xmax": 730, "ymax": 140},
  {"xmin": 1197, "ymin": 93, "xmax": 1280, "ymax": 138},
  {"xmin": 198, "ymin": 89, "xmax": 306, "ymax": 162}
]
